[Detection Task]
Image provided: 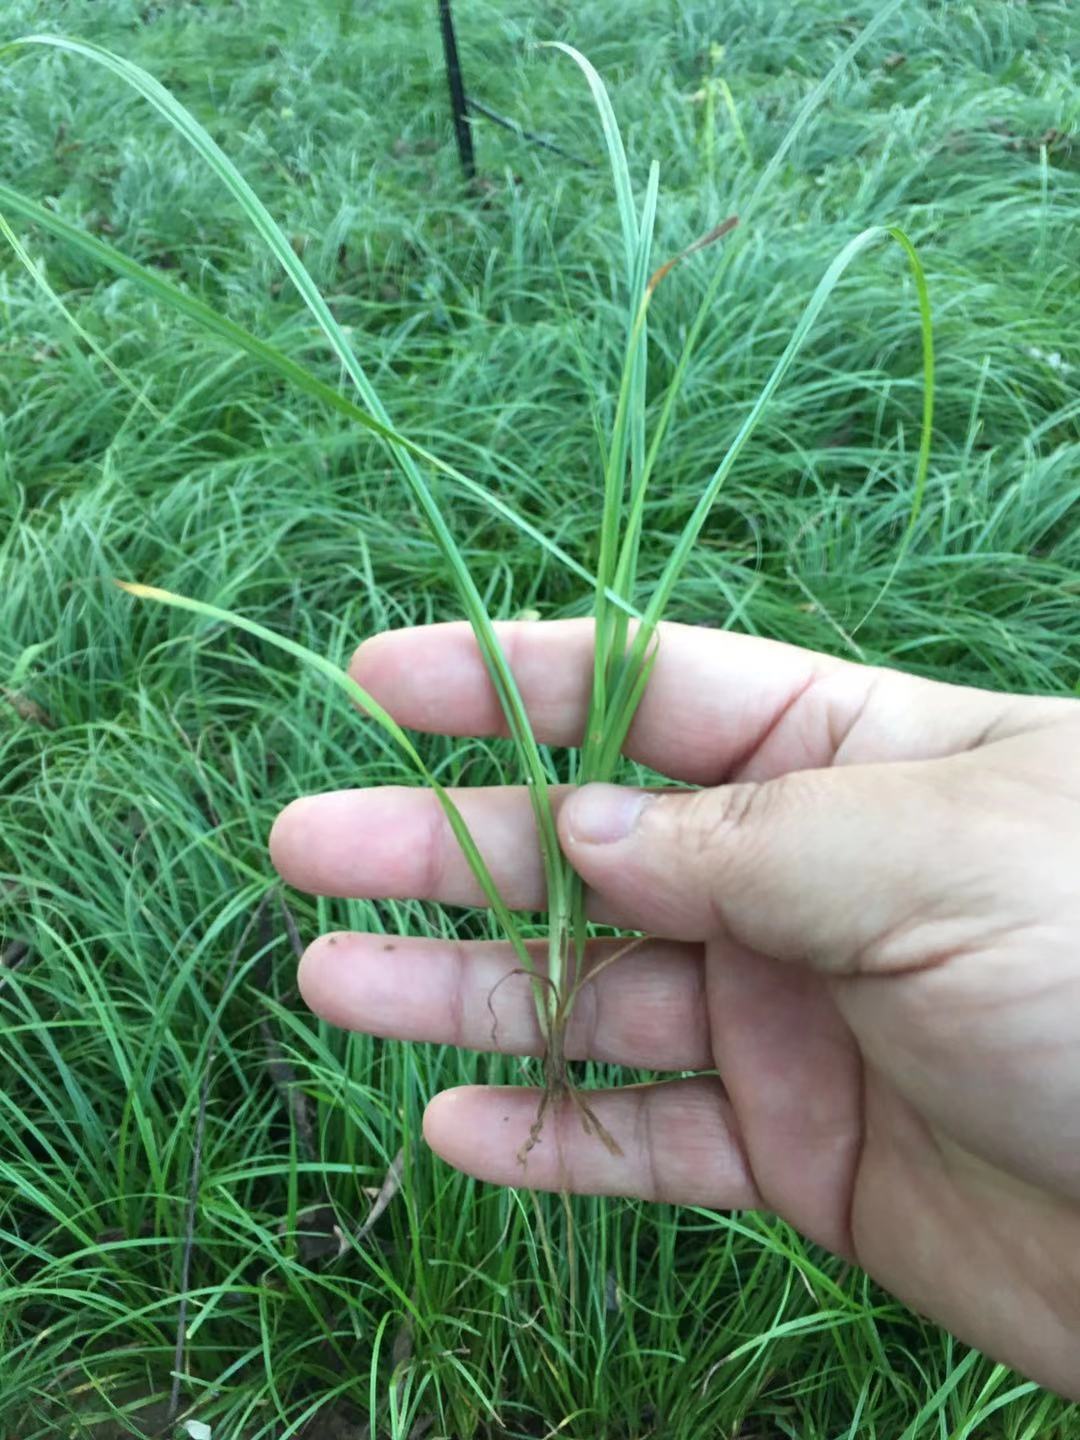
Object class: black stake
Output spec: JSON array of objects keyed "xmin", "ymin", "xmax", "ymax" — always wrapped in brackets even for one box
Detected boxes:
[{"xmin": 438, "ymin": 0, "xmax": 476, "ymax": 181}]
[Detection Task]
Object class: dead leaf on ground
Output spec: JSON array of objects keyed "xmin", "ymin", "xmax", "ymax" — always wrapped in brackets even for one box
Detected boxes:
[
  {"xmin": 355, "ymin": 1148, "xmax": 405, "ymax": 1242},
  {"xmin": 281, "ymin": 896, "xmax": 304, "ymax": 959},
  {"xmin": 2, "ymin": 688, "xmax": 56, "ymax": 728},
  {"xmin": 604, "ymin": 1267, "xmax": 621, "ymax": 1312},
  {"xmin": 278, "ymin": 1148, "xmax": 403, "ymax": 1267},
  {"xmin": 279, "ymin": 1203, "xmax": 350, "ymax": 1265},
  {"xmin": 391, "ymin": 136, "xmax": 439, "ymax": 158},
  {"xmin": 297, "ymin": 1406, "xmax": 370, "ymax": 1440},
  {"xmin": 392, "ymin": 1314, "xmax": 414, "ymax": 1368},
  {"xmin": 254, "ymin": 898, "xmax": 316, "ymax": 1157},
  {"xmin": 1036, "ymin": 127, "xmax": 1068, "ymax": 151},
  {"xmin": 2, "ymin": 939, "xmax": 30, "ymax": 968},
  {"xmin": 260, "ymin": 1021, "xmax": 317, "ymax": 1159},
  {"xmin": 0, "ymin": 940, "xmax": 31, "ymax": 993}
]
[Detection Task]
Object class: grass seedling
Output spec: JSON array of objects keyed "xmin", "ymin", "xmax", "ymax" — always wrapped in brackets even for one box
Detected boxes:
[{"xmin": 0, "ymin": 17, "xmax": 932, "ymax": 1161}]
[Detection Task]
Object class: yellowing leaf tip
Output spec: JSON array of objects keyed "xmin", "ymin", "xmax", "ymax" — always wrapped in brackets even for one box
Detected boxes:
[{"xmin": 114, "ymin": 579, "xmax": 165, "ymax": 600}]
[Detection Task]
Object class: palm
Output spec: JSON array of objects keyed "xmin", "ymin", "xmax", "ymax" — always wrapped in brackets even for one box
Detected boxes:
[
  {"xmin": 271, "ymin": 619, "xmax": 1080, "ymax": 1394},
  {"xmin": 705, "ymin": 929, "xmax": 1080, "ymax": 1385}
]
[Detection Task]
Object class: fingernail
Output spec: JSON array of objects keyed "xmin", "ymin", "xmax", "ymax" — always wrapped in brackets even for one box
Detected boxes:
[{"xmin": 567, "ymin": 783, "xmax": 647, "ymax": 845}]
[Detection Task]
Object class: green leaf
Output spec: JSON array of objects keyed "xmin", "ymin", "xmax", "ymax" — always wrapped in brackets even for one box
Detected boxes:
[
  {"xmin": 0, "ymin": 183, "xmax": 620, "ymax": 610},
  {"xmin": 0, "ymin": 211, "xmax": 163, "ymax": 420},
  {"xmin": 5, "ymin": 31, "xmax": 565, "ymax": 967},
  {"xmin": 9, "ymin": 639, "xmax": 55, "ymax": 690},
  {"xmin": 604, "ymin": 224, "xmax": 935, "ymax": 756},
  {"xmin": 114, "ymin": 580, "xmax": 548, "ymax": 1018}
]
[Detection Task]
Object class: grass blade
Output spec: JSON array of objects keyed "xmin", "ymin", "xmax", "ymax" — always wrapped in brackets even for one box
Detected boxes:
[
  {"xmin": 742, "ymin": 0, "xmax": 908, "ymax": 223},
  {"xmin": 0, "ymin": 211, "xmax": 162, "ymax": 421},
  {"xmin": 113, "ymin": 581, "xmax": 546, "ymax": 1015},
  {"xmin": 0, "ymin": 179, "xmax": 616, "ymax": 605},
  {"xmin": 5, "ymin": 32, "xmax": 565, "ymax": 935},
  {"xmin": 605, "ymin": 224, "xmax": 935, "ymax": 754},
  {"xmin": 542, "ymin": 42, "xmax": 638, "ymax": 277},
  {"xmin": 650, "ymin": 225, "xmax": 934, "ymax": 624}
]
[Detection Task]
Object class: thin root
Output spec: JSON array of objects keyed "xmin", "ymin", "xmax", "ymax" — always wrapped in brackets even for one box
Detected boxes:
[
  {"xmin": 516, "ymin": 1067, "xmax": 624, "ymax": 1167},
  {"xmin": 517, "ymin": 1083, "xmax": 553, "ymax": 1166},
  {"xmin": 567, "ymin": 1084, "xmax": 623, "ymax": 1157},
  {"xmin": 487, "ymin": 967, "xmax": 556, "ymax": 1051},
  {"xmin": 511, "ymin": 935, "xmax": 646, "ymax": 1165}
]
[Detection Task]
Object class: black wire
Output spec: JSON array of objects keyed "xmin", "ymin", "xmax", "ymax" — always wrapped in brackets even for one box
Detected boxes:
[{"xmin": 467, "ymin": 96, "xmax": 597, "ymax": 169}]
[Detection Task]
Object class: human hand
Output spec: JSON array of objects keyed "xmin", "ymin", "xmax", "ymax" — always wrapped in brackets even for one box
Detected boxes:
[{"xmin": 270, "ymin": 620, "xmax": 1080, "ymax": 1397}]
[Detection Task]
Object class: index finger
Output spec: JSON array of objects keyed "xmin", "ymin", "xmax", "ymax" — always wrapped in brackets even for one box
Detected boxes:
[{"xmin": 349, "ymin": 620, "xmax": 1025, "ymax": 785}]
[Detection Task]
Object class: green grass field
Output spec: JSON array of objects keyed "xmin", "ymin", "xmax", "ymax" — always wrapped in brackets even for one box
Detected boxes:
[{"xmin": 2, "ymin": 0, "xmax": 1078, "ymax": 1435}]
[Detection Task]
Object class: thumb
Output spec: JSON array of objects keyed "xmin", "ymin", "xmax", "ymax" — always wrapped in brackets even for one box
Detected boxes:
[{"xmin": 558, "ymin": 763, "xmax": 991, "ymax": 973}]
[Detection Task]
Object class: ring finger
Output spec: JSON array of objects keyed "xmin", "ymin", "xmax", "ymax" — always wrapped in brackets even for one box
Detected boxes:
[{"xmin": 297, "ymin": 933, "xmax": 712, "ymax": 1072}]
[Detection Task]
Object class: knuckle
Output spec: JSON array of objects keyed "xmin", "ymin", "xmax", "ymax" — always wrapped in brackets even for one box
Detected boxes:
[
  {"xmin": 665, "ymin": 778, "xmax": 794, "ymax": 934},
  {"xmin": 677, "ymin": 778, "xmax": 774, "ymax": 858},
  {"xmin": 423, "ymin": 798, "xmax": 452, "ymax": 899}
]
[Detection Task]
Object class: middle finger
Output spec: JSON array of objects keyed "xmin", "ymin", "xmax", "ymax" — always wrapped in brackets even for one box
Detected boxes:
[{"xmin": 272, "ymin": 783, "xmax": 573, "ymax": 912}]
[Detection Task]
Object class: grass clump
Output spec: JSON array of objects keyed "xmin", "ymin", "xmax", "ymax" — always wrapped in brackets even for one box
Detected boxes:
[{"xmin": 2, "ymin": 12, "xmax": 933, "ymax": 1150}]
